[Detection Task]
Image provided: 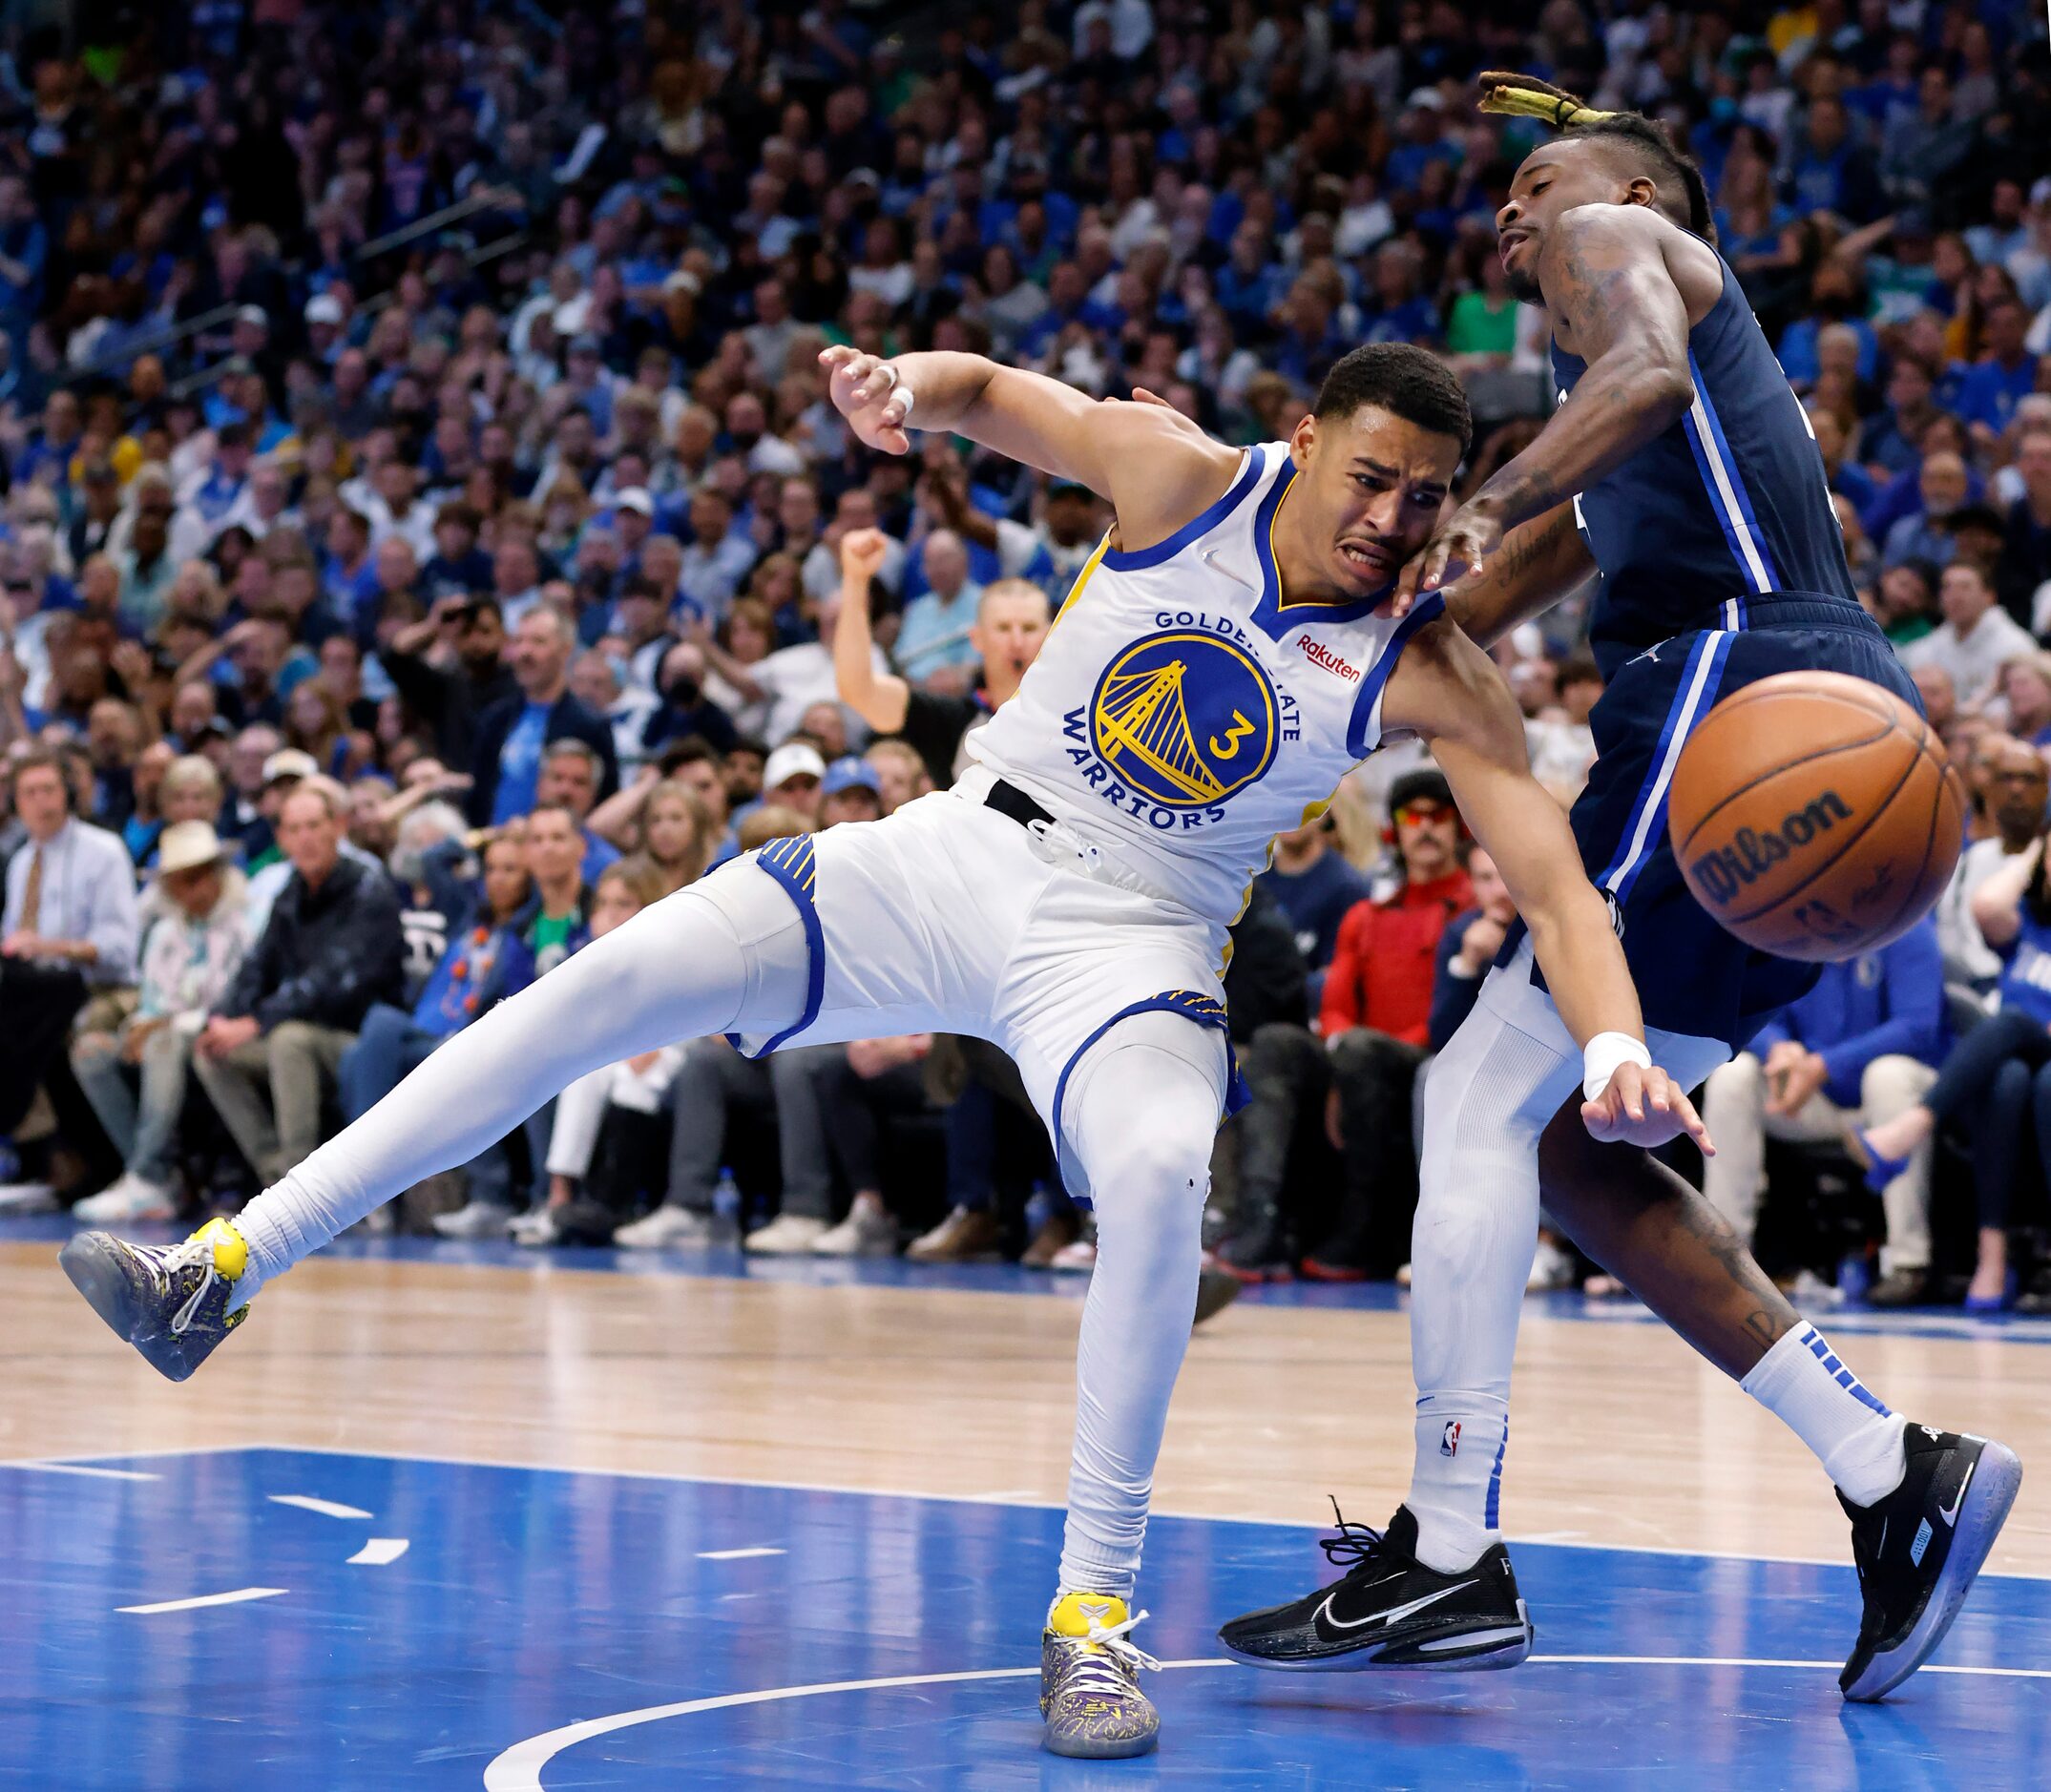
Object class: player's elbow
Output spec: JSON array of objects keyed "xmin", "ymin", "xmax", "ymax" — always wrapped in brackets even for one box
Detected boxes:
[{"xmin": 1629, "ymin": 357, "xmax": 1694, "ymax": 427}]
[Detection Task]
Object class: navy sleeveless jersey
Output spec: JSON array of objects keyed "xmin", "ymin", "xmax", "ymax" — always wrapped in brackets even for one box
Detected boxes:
[{"xmin": 1553, "ymin": 250, "xmax": 1861, "ymax": 678}]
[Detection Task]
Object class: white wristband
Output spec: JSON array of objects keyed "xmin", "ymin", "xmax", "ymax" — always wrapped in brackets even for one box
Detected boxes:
[{"xmin": 1582, "ymin": 1031, "xmax": 1652, "ymax": 1103}]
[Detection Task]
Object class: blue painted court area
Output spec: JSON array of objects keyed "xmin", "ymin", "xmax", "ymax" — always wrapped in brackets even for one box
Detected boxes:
[{"xmin": 2, "ymin": 1447, "xmax": 2046, "ymax": 1789}]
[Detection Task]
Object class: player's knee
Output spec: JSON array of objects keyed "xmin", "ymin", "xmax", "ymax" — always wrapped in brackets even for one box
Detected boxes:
[{"xmin": 1535, "ymin": 1100, "xmax": 1601, "ymax": 1198}]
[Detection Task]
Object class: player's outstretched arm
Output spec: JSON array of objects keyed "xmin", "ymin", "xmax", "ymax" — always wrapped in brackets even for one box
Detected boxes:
[
  {"xmin": 820, "ymin": 345, "xmax": 1242, "ymax": 556},
  {"xmin": 1405, "ymin": 205, "xmax": 1709, "ymax": 600},
  {"xmin": 1381, "ymin": 617, "xmax": 1712, "ymax": 1153}
]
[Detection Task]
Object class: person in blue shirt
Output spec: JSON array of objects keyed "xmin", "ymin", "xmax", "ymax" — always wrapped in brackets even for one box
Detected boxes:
[
  {"xmin": 1855, "ymin": 843, "xmax": 2051, "ymax": 1310},
  {"xmin": 1951, "ymin": 298, "xmax": 2041, "ymax": 441},
  {"xmin": 1257, "ymin": 812, "xmax": 1371, "ymax": 1013},
  {"xmin": 336, "ymin": 829, "xmax": 536, "ymax": 1225},
  {"xmin": 1702, "ymin": 919, "xmax": 1944, "ymax": 1307}
]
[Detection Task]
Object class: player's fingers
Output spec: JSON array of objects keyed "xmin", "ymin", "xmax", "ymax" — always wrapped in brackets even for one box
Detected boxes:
[
  {"xmin": 880, "ymin": 393, "xmax": 909, "ymax": 427},
  {"xmin": 819, "ymin": 344, "xmax": 857, "ymax": 367},
  {"xmin": 1417, "ymin": 535, "xmax": 1457, "ymax": 592},
  {"xmin": 1668, "ymin": 1085, "xmax": 1713, "ymax": 1154},
  {"xmin": 1128, "ymin": 386, "xmax": 1173, "ymax": 408},
  {"xmin": 1381, "ymin": 557, "xmax": 1423, "ymax": 620},
  {"xmin": 879, "ymin": 426, "xmax": 910, "ymax": 455}
]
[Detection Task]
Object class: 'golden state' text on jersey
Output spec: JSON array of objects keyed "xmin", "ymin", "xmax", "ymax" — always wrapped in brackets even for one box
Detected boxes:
[{"xmin": 968, "ymin": 441, "xmax": 1445, "ymax": 927}]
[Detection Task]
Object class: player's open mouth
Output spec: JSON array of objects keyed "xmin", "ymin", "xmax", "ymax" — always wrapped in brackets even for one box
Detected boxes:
[
  {"xmin": 1499, "ymin": 230, "xmax": 1531, "ymax": 270},
  {"xmin": 1338, "ymin": 542, "xmax": 1394, "ymax": 576}
]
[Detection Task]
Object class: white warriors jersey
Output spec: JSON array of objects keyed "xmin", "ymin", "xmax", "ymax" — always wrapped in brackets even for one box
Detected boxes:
[{"xmin": 969, "ymin": 441, "xmax": 1444, "ymax": 927}]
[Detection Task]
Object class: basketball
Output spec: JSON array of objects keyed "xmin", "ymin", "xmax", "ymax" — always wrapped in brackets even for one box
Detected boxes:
[{"xmin": 1666, "ymin": 671, "xmax": 1965, "ymax": 962}]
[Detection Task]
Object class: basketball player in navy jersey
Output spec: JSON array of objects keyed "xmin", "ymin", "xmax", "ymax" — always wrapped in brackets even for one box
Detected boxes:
[{"xmin": 1224, "ymin": 76, "xmax": 2020, "ymax": 1701}]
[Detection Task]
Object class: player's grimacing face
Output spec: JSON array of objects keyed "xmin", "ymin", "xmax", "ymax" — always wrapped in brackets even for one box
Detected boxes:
[{"xmin": 1292, "ymin": 406, "xmax": 1458, "ymax": 594}]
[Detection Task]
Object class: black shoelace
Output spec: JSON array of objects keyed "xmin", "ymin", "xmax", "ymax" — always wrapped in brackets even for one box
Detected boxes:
[{"xmin": 1317, "ymin": 1497, "xmax": 1390, "ymax": 1573}]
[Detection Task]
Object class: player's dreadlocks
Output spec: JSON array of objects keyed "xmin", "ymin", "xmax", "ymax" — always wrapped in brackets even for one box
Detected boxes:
[{"xmin": 1477, "ymin": 72, "xmax": 1717, "ymax": 248}]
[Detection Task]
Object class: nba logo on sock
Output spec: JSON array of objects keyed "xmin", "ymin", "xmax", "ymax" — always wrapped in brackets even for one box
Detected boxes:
[{"xmin": 1440, "ymin": 1420, "xmax": 1461, "ymax": 1458}]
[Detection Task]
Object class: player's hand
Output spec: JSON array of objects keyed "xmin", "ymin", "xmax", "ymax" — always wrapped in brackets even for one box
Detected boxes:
[
  {"xmin": 819, "ymin": 346, "xmax": 913, "ymax": 454},
  {"xmin": 839, "ymin": 527, "xmax": 889, "ymax": 581},
  {"xmin": 1382, "ymin": 501, "xmax": 1506, "ymax": 619},
  {"xmin": 1581, "ymin": 1062, "xmax": 1714, "ymax": 1154}
]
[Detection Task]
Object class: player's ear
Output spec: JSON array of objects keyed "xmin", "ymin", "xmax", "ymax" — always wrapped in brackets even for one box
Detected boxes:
[
  {"xmin": 1623, "ymin": 176, "xmax": 1661, "ymax": 211},
  {"xmin": 1288, "ymin": 411, "xmax": 1317, "ymax": 467}
]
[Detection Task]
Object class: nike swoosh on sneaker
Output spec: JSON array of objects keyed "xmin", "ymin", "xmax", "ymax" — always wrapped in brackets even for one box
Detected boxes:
[
  {"xmin": 1937, "ymin": 1459, "xmax": 1977, "ymax": 1528},
  {"xmin": 1317, "ymin": 1578, "xmax": 1477, "ymax": 1632}
]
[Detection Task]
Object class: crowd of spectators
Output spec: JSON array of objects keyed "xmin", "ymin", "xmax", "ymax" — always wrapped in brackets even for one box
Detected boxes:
[{"xmin": 0, "ymin": 0, "xmax": 2049, "ymax": 1302}]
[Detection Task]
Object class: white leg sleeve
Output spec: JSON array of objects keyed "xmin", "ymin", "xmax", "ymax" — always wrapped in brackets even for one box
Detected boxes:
[
  {"xmin": 1407, "ymin": 949, "xmax": 1734, "ymax": 1569},
  {"xmin": 1056, "ymin": 1011, "xmax": 1228, "ymax": 1600},
  {"xmin": 1404, "ymin": 966, "xmax": 1583, "ymax": 1573},
  {"xmin": 231, "ymin": 864, "xmax": 809, "ymax": 1299}
]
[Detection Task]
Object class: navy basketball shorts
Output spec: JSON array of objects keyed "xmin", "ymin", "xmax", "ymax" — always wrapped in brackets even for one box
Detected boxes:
[{"xmin": 1562, "ymin": 597, "xmax": 1917, "ymax": 1053}]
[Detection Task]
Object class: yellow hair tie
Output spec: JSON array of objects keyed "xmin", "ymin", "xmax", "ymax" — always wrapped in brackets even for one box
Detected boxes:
[{"xmin": 1475, "ymin": 71, "xmax": 1616, "ymax": 129}]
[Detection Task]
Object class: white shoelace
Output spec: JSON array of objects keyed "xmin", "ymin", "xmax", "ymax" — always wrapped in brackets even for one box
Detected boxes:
[
  {"xmin": 132, "ymin": 1236, "xmax": 220, "ymax": 1336},
  {"xmin": 1056, "ymin": 1606, "xmax": 1161, "ymax": 1698}
]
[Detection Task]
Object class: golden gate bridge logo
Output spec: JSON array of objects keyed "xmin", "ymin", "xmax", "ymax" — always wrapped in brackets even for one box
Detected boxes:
[{"xmin": 1089, "ymin": 632, "xmax": 1278, "ymax": 808}]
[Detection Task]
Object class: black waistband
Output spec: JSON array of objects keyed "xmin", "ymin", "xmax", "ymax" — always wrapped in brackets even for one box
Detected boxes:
[{"xmin": 985, "ymin": 778, "xmax": 1055, "ymax": 830}]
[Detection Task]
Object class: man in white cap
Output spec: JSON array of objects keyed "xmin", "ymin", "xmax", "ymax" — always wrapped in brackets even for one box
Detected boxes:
[
  {"xmin": 71, "ymin": 822, "xmax": 254, "ymax": 1222},
  {"xmin": 756, "ymin": 740, "xmax": 825, "ymax": 826},
  {"xmin": 303, "ymin": 293, "xmax": 345, "ymax": 365}
]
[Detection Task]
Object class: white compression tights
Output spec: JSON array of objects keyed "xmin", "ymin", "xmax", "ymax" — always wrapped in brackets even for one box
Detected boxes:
[
  {"xmin": 231, "ymin": 861, "xmax": 812, "ymax": 1296},
  {"xmin": 1403, "ymin": 963, "xmax": 1582, "ymax": 1573},
  {"xmin": 230, "ymin": 858, "xmax": 1228, "ymax": 1604},
  {"xmin": 1055, "ymin": 1011, "xmax": 1229, "ymax": 1598}
]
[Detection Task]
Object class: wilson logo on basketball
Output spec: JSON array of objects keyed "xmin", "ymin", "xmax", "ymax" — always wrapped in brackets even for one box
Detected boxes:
[
  {"xmin": 1301, "ymin": 639, "xmax": 1360, "ymax": 683},
  {"xmin": 1689, "ymin": 790, "xmax": 1854, "ymax": 906}
]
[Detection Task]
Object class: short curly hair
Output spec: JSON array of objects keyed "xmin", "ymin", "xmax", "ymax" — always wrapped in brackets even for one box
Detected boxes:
[{"xmin": 1312, "ymin": 344, "xmax": 1473, "ymax": 455}]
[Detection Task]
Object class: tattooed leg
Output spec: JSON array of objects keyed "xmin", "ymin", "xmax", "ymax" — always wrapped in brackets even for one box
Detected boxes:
[{"xmin": 1536, "ymin": 1091, "xmax": 1796, "ymax": 1378}]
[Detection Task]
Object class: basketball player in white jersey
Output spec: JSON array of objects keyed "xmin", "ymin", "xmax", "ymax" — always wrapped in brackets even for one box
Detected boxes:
[{"xmin": 62, "ymin": 342, "xmax": 1708, "ymax": 1761}]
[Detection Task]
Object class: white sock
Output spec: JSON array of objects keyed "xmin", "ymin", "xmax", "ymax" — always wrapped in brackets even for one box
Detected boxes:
[
  {"xmin": 1740, "ymin": 1323, "xmax": 1906, "ymax": 1506},
  {"xmin": 1411, "ymin": 1399, "xmax": 1510, "ymax": 1573}
]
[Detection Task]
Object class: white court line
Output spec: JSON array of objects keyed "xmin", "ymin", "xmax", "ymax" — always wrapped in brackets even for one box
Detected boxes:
[
  {"xmin": 268, "ymin": 1493, "xmax": 374, "ymax": 1520},
  {"xmin": 11, "ymin": 1439, "xmax": 2047, "ymax": 1587},
  {"xmin": 247, "ymin": 1443, "xmax": 2051, "ymax": 1584},
  {"xmin": 481, "ymin": 1652, "xmax": 2051, "ymax": 1789},
  {"xmin": 348, "ymin": 1538, "xmax": 409, "ymax": 1566},
  {"xmin": 2, "ymin": 1461, "xmax": 157, "ymax": 1481},
  {"xmin": 118, "ymin": 1587, "xmax": 287, "ymax": 1615},
  {"xmin": 697, "ymin": 1547, "xmax": 784, "ymax": 1561}
]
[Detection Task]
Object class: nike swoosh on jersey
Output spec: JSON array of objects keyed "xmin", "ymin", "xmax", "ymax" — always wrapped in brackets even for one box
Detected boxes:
[
  {"xmin": 1937, "ymin": 1458, "xmax": 1976, "ymax": 1528},
  {"xmin": 1317, "ymin": 1578, "xmax": 1477, "ymax": 1632}
]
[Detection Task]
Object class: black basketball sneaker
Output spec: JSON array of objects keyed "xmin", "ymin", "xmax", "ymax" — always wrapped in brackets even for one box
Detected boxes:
[
  {"xmin": 1218, "ymin": 1502, "xmax": 1533, "ymax": 1671},
  {"xmin": 1839, "ymin": 1423, "xmax": 2022, "ymax": 1701}
]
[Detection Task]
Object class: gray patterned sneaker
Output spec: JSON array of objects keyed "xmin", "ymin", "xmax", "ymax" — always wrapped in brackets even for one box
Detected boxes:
[
  {"xmin": 1039, "ymin": 1592, "xmax": 1161, "ymax": 1759},
  {"xmin": 60, "ymin": 1219, "xmax": 253, "ymax": 1383}
]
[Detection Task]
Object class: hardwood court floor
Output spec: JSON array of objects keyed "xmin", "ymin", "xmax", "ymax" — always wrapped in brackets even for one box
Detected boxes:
[
  {"xmin": 5, "ymin": 1236, "xmax": 2047, "ymax": 1573},
  {"xmin": 7, "ymin": 1232, "xmax": 2051, "ymax": 1788}
]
